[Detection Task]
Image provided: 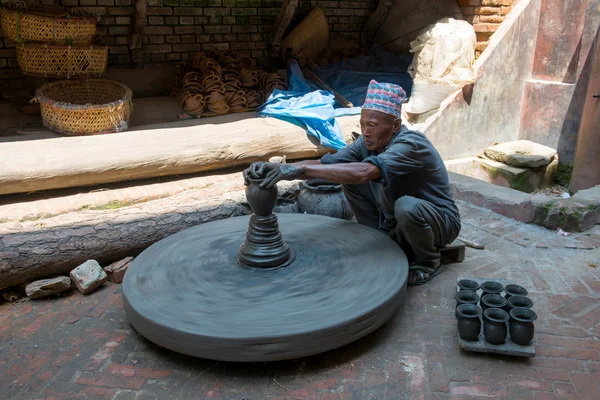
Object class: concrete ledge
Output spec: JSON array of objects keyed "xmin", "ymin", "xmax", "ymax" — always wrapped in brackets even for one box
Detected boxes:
[{"xmin": 449, "ymin": 172, "xmax": 600, "ymax": 232}]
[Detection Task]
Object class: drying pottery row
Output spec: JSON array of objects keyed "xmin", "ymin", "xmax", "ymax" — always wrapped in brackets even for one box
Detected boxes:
[
  {"xmin": 171, "ymin": 50, "xmax": 288, "ymax": 118},
  {"xmin": 455, "ymin": 278, "xmax": 537, "ymax": 357}
]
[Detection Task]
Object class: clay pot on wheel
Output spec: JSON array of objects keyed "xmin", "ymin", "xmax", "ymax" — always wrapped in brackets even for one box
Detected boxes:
[
  {"xmin": 509, "ymin": 307, "xmax": 537, "ymax": 345},
  {"xmin": 456, "ymin": 304, "xmax": 482, "ymax": 341},
  {"xmin": 480, "ymin": 294, "xmax": 508, "ymax": 314},
  {"xmin": 504, "ymin": 284, "xmax": 528, "ymax": 300},
  {"xmin": 483, "ymin": 308, "xmax": 509, "ymax": 345},
  {"xmin": 455, "ymin": 290, "xmax": 479, "ymax": 319},
  {"xmin": 457, "ymin": 279, "xmax": 480, "ymax": 292},
  {"xmin": 297, "ymin": 179, "xmax": 354, "ymax": 220},
  {"xmin": 246, "ymin": 178, "xmax": 278, "ymax": 216}
]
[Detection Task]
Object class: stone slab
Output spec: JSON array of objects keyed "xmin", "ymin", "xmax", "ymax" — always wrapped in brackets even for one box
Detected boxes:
[
  {"xmin": 484, "ymin": 140, "xmax": 557, "ymax": 168},
  {"xmin": 70, "ymin": 260, "xmax": 108, "ymax": 295},
  {"xmin": 103, "ymin": 256, "xmax": 134, "ymax": 284},
  {"xmin": 25, "ymin": 276, "xmax": 71, "ymax": 299},
  {"xmin": 456, "ymin": 276, "xmax": 535, "ymax": 358}
]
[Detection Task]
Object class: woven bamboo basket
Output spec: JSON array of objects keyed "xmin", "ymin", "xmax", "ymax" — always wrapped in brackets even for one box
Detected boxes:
[
  {"xmin": 17, "ymin": 43, "xmax": 107, "ymax": 78},
  {"xmin": 0, "ymin": 3, "xmax": 97, "ymax": 45},
  {"xmin": 280, "ymin": 7, "xmax": 328, "ymax": 60},
  {"xmin": 35, "ymin": 79, "xmax": 133, "ymax": 136}
]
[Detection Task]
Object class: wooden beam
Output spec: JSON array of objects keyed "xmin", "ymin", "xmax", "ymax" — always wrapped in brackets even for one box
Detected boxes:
[
  {"xmin": 361, "ymin": 0, "xmax": 392, "ymax": 48},
  {"xmin": 270, "ymin": 0, "xmax": 299, "ymax": 59},
  {"xmin": 0, "ymin": 114, "xmax": 359, "ymax": 196}
]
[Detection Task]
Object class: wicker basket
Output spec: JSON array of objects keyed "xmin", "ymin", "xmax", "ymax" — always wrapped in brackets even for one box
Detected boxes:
[
  {"xmin": 0, "ymin": 3, "xmax": 97, "ymax": 45},
  {"xmin": 35, "ymin": 79, "xmax": 133, "ymax": 136},
  {"xmin": 281, "ymin": 7, "xmax": 328, "ymax": 60},
  {"xmin": 17, "ymin": 43, "xmax": 107, "ymax": 78}
]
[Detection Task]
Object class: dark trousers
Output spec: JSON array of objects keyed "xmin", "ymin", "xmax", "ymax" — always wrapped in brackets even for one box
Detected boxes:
[{"xmin": 342, "ymin": 183, "xmax": 459, "ymax": 267}]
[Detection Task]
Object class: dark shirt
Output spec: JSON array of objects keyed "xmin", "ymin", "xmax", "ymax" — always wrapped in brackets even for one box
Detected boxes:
[{"xmin": 320, "ymin": 125, "xmax": 460, "ymax": 233}]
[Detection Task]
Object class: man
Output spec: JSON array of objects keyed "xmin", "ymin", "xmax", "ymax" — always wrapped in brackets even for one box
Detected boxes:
[{"xmin": 244, "ymin": 80, "xmax": 461, "ymax": 285}]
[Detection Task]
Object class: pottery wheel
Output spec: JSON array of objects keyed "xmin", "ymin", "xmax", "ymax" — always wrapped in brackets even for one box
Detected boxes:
[{"xmin": 123, "ymin": 213, "xmax": 408, "ymax": 362}]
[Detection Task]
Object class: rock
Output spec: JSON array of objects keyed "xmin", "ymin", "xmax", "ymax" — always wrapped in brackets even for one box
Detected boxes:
[
  {"xmin": 25, "ymin": 277, "xmax": 71, "ymax": 299},
  {"xmin": 484, "ymin": 140, "xmax": 557, "ymax": 168},
  {"xmin": 103, "ymin": 256, "xmax": 134, "ymax": 283},
  {"xmin": 70, "ymin": 260, "xmax": 108, "ymax": 295}
]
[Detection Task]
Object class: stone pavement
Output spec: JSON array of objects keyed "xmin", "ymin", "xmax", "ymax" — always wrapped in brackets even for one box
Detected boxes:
[{"xmin": 1, "ymin": 201, "xmax": 599, "ymax": 400}]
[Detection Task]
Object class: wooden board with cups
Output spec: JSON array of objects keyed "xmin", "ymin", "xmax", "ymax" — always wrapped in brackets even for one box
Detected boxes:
[{"xmin": 455, "ymin": 276, "xmax": 536, "ymax": 357}]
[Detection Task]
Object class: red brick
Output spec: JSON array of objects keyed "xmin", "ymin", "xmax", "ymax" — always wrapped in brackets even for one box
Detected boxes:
[
  {"xmin": 482, "ymin": 0, "xmax": 512, "ymax": 5},
  {"xmin": 83, "ymin": 332, "xmax": 128, "ymax": 371},
  {"xmin": 551, "ymin": 295, "xmax": 595, "ymax": 317},
  {"xmin": 143, "ymin": 26, "xmax": 173, "ymax": 35},
  {"xmin": 108, "ymin": 7, "xmax": 133, "ymax": 15},
  {"xmin": 147, "ymin": 6, "xmax": 172, "ymax": 15},
  {"xmin": 426, "ymin": 344, "xmax": 450, "ymax": 392},
  {"xmin": 570, "ymin": 373, "xmax": 600, "ymax": 400},
  {"xmin": 501, "ymin": 5, "xmax": 513, "ymax": 14},
  {"xmin": 480, "ymin": 15, "xmax": 505, "ymax": 23}
]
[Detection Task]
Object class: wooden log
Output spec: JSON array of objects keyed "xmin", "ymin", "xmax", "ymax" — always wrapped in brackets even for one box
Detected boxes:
[{"xmin": 0, "ymin": 114, "xmax": 360, "ymax": 196}]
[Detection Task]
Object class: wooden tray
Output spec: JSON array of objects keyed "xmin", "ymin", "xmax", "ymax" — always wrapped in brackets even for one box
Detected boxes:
[{"xmin": 456, "ymin": 276, "xmax": 535, "ymax": 357}]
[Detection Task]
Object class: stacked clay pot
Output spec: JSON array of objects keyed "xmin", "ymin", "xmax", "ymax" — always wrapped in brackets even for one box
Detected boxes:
[{"xmin": 171, "ymin": 50, "xmax": 288, "ymax": 118}]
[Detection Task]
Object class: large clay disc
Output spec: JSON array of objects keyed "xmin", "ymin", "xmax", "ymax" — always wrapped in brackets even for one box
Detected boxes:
[{"xmin": 123, "ymin": 213, "xmax": 408, "ymax": 362}]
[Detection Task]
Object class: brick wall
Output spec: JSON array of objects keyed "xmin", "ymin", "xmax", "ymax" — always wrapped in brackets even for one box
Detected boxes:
[
  {"xmin": 0, "ymin": 0, "xmax": 378, "ymax": 101},
  {"xmin": 0, "ymin": 0, "xmax": 518, "ymax": 101},
  {"xmin": 458, "ymin": 0, "xmax": 515, "ymax": 56}
]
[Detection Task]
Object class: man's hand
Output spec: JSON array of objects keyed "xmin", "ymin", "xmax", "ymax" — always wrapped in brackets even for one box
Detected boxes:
[
  {"xmin": 243, "ymin": 162, "xmax": 275, "ymax": 184},
  {"xmin": 262, "ymin": 164, "xmax": 305, "ymax": 188}
]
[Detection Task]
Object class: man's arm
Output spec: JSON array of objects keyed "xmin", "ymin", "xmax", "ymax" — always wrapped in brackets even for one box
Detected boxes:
[{"xmin": 260, "ymin": 162, "xmax": 381, "ymax": 188}]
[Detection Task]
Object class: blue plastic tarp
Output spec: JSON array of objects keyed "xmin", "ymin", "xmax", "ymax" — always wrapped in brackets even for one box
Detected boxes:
[{"xmin": 257, "ymin": 46, "xmax": 413, "ymax": 150}]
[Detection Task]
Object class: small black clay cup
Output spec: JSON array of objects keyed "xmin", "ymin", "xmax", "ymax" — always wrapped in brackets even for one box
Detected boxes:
[
  {"xmin": 504, "ymin": 284, "xmax": 528, "ymax": 300},
  {"xmin": 457, "ymin": 279, "xmax": 480, "ymax": 292},
  {"xmin": 457, "ymin": 304, "xmax": 482, "ymax": 341},
  {"xmin": 480, "ymin": 294, "xmax": 508, "ymax": 314},
  {"xmin": 455, "ymin": 291, "xmax": 480, "ymax": 319},
  {"xmin": 507, "ymin": 295, "xmax": 534, "ymax": 311},
  {"xmin": 245, "ymin": 178, "xmax": 278, "ymax": 216},
  {"xmin": 480, "ymin": 281, "xmax": 504, "ymax": 296},
  {"xmin": 483, "ymin": 308, "xmax": 509, "ymax": 345},
  {"xmin": 510, "ymin": 307, "xmax": 538, "ymax": 345}
]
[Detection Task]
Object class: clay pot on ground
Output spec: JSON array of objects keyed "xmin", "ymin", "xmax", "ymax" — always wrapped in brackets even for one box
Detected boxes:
[
  {"xmin": 483, "ymin": 308, "xmax": 509, "ymax": 345},
  {"xmin": 504, "ymin": 284, "xmax": 528, "ymax": 300},
  {"xmin": 246, "ymin": 178, "xmax": 277, "ymax": 216},
  {"xmin": 183, "ymin": 94, "xmax": 205, "ymax": 112},
  {"xmin": 457, "ymin": 279, "xmax": 480, "ymax": 292},
  {"xmin": 224, "ymin": 90, "xmax": 237, "ymax": 103},
  {"xmin": 208, "ymin": 103, "xmax": 230, "ymax": 115},
  {"xmin": 179, "ymin": 90, "xmax": 193, "ymax": 107},
  {"xmin": 318, "ymin": 57, "xmax": 329, "ymax": 67},
  {"xmin": 509, "ymin": 308, "xmax": 537, "ymax": 345},
  {"xmin": 455, "ymin": 290, "xmax": 479, "ymax": 319},
  {"xmin": 480, "ymin": 281, "xmax": 504, "ymax": 296},
  {"xmin": 507, "ymin": 295, "xmax": 534, "ymax": 311},
  {"xmin": 457, "ymin": 304, "xmax": 482, "ymax": 341},
  {"xmin": 246, "ymin": 91, "xmax": 262, "ymax": 108},
  {"xmin": 242, "ymin": 77, "xmax": 258, "ymax": 87},
  {"xmin": 297, "ymin": 179, "xmax": 354, "ymax": 220},
  {"xmin": 202, "ymin": 74, "xmax": 221, "ymax": 88},
  {"xmin": 480, "ymin": 294, "xmax": 508, "ymax": 314}
]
